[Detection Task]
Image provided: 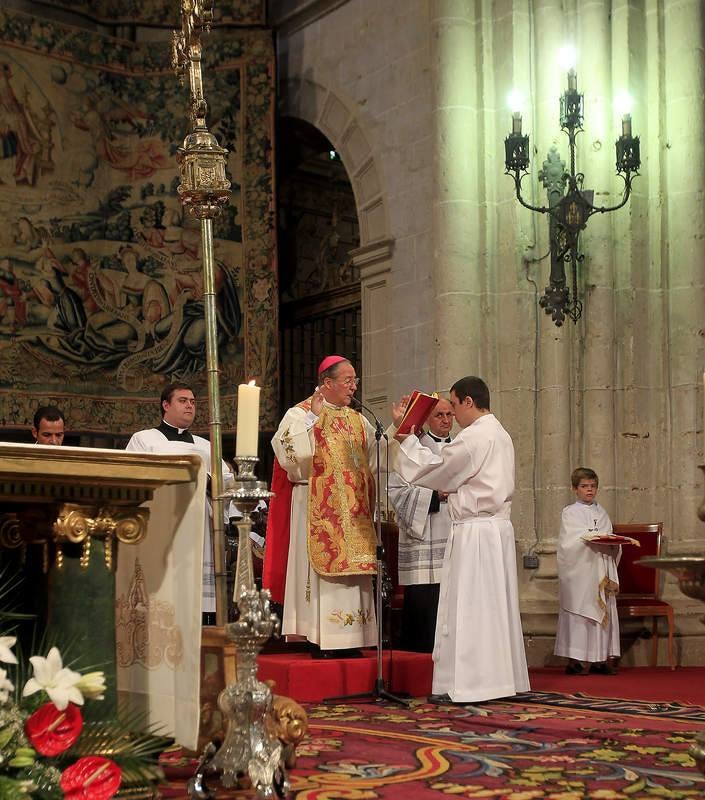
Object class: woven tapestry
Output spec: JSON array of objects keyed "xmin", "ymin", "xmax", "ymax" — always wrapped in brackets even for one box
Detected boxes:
[
  {"xmin": 26, "ymin": 1, "xmax": 265, "ymax": 27},
  {"xmin": 0, "ymin": 9, "xmax": 277, "ymax": 434}
]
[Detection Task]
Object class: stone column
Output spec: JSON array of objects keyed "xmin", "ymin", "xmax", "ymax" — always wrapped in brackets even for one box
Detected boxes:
[
  {"xmin": 612, "ymin": 0, "xmax": 669, "ymax": 526},
  {"xmin": 662, "ymin": 0, "xmax": 705, "ymax": 549},
  {"xmin": 531, "ymin": 0, "xmax": 572, "ymax": 558},
  {"xmin": 356, "ymin": 239, "xmax": 395, "ymax": 424},
  {"xmin": 576, "ymin": 0, "xmax": 617, "ymax": 513},
  {"xmin": 500, "ymin": 0, "xmax": 536, "ymax": 545},
  {"xmin": 430, "ymin": 0, "xmax": 482, "ymax": 391}
]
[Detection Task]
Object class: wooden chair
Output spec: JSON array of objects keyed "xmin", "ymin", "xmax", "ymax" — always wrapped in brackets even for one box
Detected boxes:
[{"xmin": 613, "ymin": 522, "xmax": 675, "ymax": 669}]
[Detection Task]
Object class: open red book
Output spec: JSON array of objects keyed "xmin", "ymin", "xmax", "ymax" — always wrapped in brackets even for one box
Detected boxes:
[{"xmin": 396, "ymin": 390, "xmax": 439, "ymax": 436}]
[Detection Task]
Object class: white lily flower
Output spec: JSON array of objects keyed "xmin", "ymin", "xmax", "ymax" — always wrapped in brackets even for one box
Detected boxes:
[
  {"xmin": 75, "ymin": 670, "xmax": 106, "ymax": 700},
  {"xmin": 0, "ymin": 666, "xmax": 14, "ymax": 703},
  {"xmin": 0, "ymin": 635, "xmax": 18, "ymax": 664},
  {"xmin": 22, "ymin": 647, "xmax": 84, "ymax": 711}
]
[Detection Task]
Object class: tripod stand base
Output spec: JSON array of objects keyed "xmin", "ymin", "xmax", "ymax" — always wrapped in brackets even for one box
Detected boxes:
[{"xmin": 323, "ymin": 677, "xmax": 411, "ymax": 707}]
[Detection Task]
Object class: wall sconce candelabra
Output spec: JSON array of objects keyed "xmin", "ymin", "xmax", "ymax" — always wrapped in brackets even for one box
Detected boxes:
[{"xmin": 504, "ymin": 55, "xmax": 641, "ymax": 326}]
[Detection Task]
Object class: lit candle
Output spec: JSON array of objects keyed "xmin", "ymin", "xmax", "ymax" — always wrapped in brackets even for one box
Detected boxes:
[
  {"xmin": 621, "ymin": 113, "xmax": 632, "ymax": 138},
  {"xmin": 236, "ymin": 380, "xmax": 261, "ymax": 457},
  {"xmin": 512, "ymin": 111, "xmax": 522, "ymax": 135},
  {"xmin": 568, "ymin": 68, "xmax": 577, "ymax": 92}
]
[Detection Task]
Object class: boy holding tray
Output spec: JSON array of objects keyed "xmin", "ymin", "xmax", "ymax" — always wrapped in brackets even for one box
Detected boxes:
[{"xmin": 555, "ymin": 467, "xmax": 621, "ymax": 675}]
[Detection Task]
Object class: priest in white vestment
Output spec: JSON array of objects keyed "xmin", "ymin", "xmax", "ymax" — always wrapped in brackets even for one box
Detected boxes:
[
  {"xmin": 391, "ymin": 375, "xmax": 530, "ymax": 704},
  {"xmin": 554, "ymin": 467, "xmax": 620, "ymax": 675},
  {"xmin": 263, "ymin": 356, "xmax": 380, "ymax": 653},
  {"xmin": 125, "ymin": 382, "xmax": 234, "ymax": 620},
  {"xmin": 388, "ymin": 397, "xmax": 454, "ymax": 652}
]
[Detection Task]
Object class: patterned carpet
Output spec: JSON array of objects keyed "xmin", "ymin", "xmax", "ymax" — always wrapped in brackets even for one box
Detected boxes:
[{"xmin": 161, "ymin": 691, "xmax": 705, "ymax": 799}]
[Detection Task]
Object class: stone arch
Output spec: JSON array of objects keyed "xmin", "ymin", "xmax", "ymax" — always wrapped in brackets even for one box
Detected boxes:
[
  {"xmin": 278, "ymin": 78, "xmax": 390, "ymax": 248},
  {"xmin": 279, "ymin": 78, "xmax": 394, "ymax": 422}
]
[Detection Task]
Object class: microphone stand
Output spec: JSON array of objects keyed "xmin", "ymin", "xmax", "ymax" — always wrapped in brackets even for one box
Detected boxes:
[{"xmin": 323, "ymin": 398, "xmax": 410, "ymax": 707}]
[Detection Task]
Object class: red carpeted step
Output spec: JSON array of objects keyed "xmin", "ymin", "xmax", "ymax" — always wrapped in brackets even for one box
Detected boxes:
[{"xmin": 257, "ymin": 649, "xmax": 433, "ymax": 702}]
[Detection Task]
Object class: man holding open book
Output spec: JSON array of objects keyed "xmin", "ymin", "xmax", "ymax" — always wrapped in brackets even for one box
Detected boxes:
[
  {"xmin": 388, "ymin": 397, "xmax": 454, "ymax": 652},
  {"xmin": 391, "ymin": 376, "xmax": 530, "ymax": 704},
  {"xmin": 263, "ymin": 355, "xmax": 381, "ymax": 656}
]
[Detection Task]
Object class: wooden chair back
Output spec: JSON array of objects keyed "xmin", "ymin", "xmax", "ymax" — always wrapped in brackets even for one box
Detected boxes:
[{"xmin": 613, "ymin": 522, "xmax": 663, "ymax": 598}]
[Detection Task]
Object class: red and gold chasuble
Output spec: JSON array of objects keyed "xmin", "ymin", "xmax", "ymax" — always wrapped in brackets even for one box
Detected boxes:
[{"xmin": 307, "ymin": 404, "xmax": 377, "ymax": 577}]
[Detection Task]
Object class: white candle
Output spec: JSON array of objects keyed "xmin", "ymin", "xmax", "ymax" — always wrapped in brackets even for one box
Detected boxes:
[
  {"xmin": 568, "ymin": 68, "xmax": 577, "ymax": 92},
  {"xmin": 236, "ymin": 381, "xmax": 261, "ymax": 457},
  {"xmin": 621, "ymin": 113, "xmax": 632, "ymax": 138}
]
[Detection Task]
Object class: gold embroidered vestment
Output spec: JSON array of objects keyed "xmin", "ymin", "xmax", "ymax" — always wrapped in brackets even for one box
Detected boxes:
[{"xmin": 307, "ymin": 405, "xmax": 377, "ymax": 577}]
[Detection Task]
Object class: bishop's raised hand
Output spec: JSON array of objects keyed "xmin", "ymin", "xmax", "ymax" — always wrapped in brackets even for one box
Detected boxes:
[{"xmin": 310, "ymin": 386, "xmax": 324, "ymax": 416}]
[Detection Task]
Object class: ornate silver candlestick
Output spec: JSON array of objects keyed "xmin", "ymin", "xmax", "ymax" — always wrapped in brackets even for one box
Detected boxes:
[
  {"xmin": 208, "ymin": 456, "xmax": 288, "ymax": 798},
  {"xmin": 209, "ymin": 589, "xmax": 287, "ymax": 798},
  {"xmin": 228, "ymin": 456, "xmax": 273, "ymax": 602},
  {"xmin": 638, "ymin": 465, "xmax": 705, "ymax": 775}
]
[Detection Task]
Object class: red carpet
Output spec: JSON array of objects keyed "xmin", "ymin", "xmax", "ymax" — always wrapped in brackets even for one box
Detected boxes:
[
  {"xmin": 161, "ymin": 691, "xmax": 705, "ymax": 798},
  {"xmin": 530, "ymin": 666, "xmax": 705, "ymax": 706},
  {"xmin": 162, "ymin": 658, "xmax": 705, "ymax": 797}
]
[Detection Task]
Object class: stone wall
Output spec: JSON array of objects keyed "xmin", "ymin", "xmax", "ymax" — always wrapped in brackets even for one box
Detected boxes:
[
  {"xmin": 275, "ymin": 0, "xmax": 435, "ymax": 423},
  {"xmin": 273, "ymin": 0, "xmax": 705, "ymax": 664}
]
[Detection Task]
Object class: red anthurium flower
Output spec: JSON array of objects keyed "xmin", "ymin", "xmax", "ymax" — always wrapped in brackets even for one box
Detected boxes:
[
  {"xmin": 25, "ymin": 701, "xmax": 83, "ymax": 756},
  {"xmin": 60, "ymin": 756, "xmax": 122, "ymax": 800}
]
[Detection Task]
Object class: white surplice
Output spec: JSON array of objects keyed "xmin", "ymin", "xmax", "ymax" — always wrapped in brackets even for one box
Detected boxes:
[
  {"xmin": 554, "ymin": 500, "xmax": 621, "ymax": 662},
  {"xmin": 271, "ymin": 401, "xmax": 379, "ymax": 649},
  {"xmin": 393, "ymin": 414, "xmax": 530, "ymax": 703},
  {"xmin": 388, "ymin": 433, "xmax": 451, "ymax": 586},
  {"xmin": 126, "ymin": 427, "xmax": 234, "ymax": 614},
  {"xmin": 116, "ymin": 457, "xmax": 206, "ymax": 750}
]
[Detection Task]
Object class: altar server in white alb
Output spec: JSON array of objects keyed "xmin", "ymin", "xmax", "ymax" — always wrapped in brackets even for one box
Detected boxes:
[
  {"xmin": 387, "ymin": 397, "xmax": 454, "ymax": 652},
  {"xmin": 391, "ymin": 376, "xmax": 529, "ymax": 704},
  {"xmin": 554, "ymin": 467, "xmax": 620, "ymax": 675},
  {"xmin": 125, "ymin": 382, "xmax": 234, "ymax": 623}
]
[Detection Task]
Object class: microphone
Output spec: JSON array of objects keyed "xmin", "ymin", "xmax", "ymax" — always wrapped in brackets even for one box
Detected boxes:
[{"xmin": 350, "ymin": 396, "xmax": 386, "ymax": 438}]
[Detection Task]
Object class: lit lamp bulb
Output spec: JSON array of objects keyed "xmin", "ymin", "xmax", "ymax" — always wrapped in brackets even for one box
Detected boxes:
[
  {"xmin": 508, "ymin": 89, "xmax": 523, "ymax": 135},
  {"xmin": 615, "ymin": 91, "xmax": 634, "ymax": 137},
  {"xmin": 504, "ymin": 89, "xmax": 530, "ymax": 173},
  {"xmin": 558, "ymin": 45, "xmax": 578, "ymax": 90}
]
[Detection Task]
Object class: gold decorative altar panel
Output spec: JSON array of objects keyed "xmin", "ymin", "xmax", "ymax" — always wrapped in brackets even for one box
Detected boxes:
[{"xmin": 0, "ymin": 8, "xmax": 278, "ymax": 435}]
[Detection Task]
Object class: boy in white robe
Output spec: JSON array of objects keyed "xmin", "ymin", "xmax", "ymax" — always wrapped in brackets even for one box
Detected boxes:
[
  {"xmin": 554, "ymin": 467, "xmax": 621, "ymax": 675},
  {"xmin": 392, "ymin": 376, "xmax": 530, "ymax": 704}
]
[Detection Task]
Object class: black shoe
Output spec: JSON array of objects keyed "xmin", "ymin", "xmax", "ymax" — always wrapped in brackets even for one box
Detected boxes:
[
  {"xmin": 341, "ymin": 648, "xmax": 363, "ymax": 659},
  {"xmin": 427, "ymin": 693, "xmax": 452, "ymax": 705},
  {"xmin": 311, "ymin": 648, "xmax": 336, "ymax": 659},
  {"xmin": 565, "ymin": 659, "xmax": 587, "ymax": 675},
  {"xmin": 589, "ymin": 661, "xmax": 617, "ymax": 675},
  {"xmin": 311, "ymin": 647, "xmax": 363, "ymax": 660}
]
